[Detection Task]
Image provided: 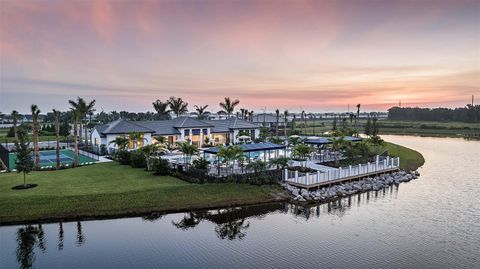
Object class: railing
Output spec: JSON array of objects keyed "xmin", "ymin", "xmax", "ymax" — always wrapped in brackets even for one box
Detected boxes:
[{"xmin": 284, "ymin": 156, "xmax": 400, "ymax": 186}]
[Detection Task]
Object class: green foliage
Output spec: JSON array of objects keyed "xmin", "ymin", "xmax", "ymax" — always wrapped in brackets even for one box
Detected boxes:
[
  {"xmin": 117, "ymin": 150, "xmax": 131, "ymax": 165},
  {"xmin": 14, "ymin": 126, "xmax": 34, "ymax": 185},
  {"xmin": 246, "ymin": 160, "xmax": 266, "ymax": 173},
  {"xmin": 152, "ymin": 158, "xmax": 171, "ymax": 175},
  {"xmin": 7, "ymin": 126, "xmax": 15, "ymax": 137},
  {"xmin": 109, "ymin": 136, "xmax": 129, "ymax": 151},
  {"xmin": 130, "ymin": 150, "xmax": 147, "ymax": 168},
  {"xmin": 176, "ymin": 142, "xmax": 199, "ymax": 165},
  {"xmin": 268, "ymin": 156, "xmax": 290, "ymax": 169},
  {"xmin": 365, "ymin": 117, "xmax": 372, "ymax": 136},
  {"xmin": 192, "ymin": 158, "xmax": 210, "ymax": 170},
  {"xmin": 291, "ymin": 144, "xmax": 312, "ymax": 161}
]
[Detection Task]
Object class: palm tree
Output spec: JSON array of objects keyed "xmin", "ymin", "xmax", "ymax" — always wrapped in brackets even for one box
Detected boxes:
[
  {"xmin": 291, "ymin": 144, "xmax": 312, "ymax": 167},
  {"xmin": 275, "ymin": 109, "xmax": 280, "ymax": 138},
  {"xmin": 283, "ymin": 110, "xmax": 288, "ymax": 141},
  {"xmin": 219, "ymin": 97, "xmax": 240, "ymax": 118},
  {"xmin": 331, "ymin": 136, "xmax": 349, "ymax": 166},
  {"xmin": 108, "ymin": 136, "xmax": 129, "ymax": 151},
  {"xmin": 248, "ymin": 110, "xmax": 254, "ymax": 122},
  {"xmin": 356, "ymin": 104, "xmax": 361, "ymax": 135},
  {"xmin": 301, "ymin": 110, "xmax": 306, "ymax": 135},
  {"xmin": 152, "ymin": 100, "xmax": 171, "ymax": 120},
  {"xmin": 239, "ymin": 108, "xmax": 248, "ymax": 119},
  {"xmin": 31, "ymin": 104, "xmax": 41, "ymax": 170},
  {"xmin": 71, "ymin": 109, "xmax": 80, "ymax": 167},
  {"xmin": 176, "ymin": 142, "xmax": 199, "ymax": 167},
  {"xmin": 193, "ymin": 105, "xmax": 210, "ymax": 120},
  {"xmin": 52, "ymin": 109, "xmax": 61, "ymax": 169},
  {"xmin": 84, "ymin": 99, "xmax": 96, "ymax": 145},
  {"xmin": 68, "ymin": 97, "xmax": 85, "ymax": 145},
  {"xmin": 268, "ymin": 156, "xmax": 290, "ymax": 170},
  {"xmin": 129, "ymin": 131, "xmax": 146, "ymax": 149},
  {"xmin": 11, "ymin": 110, "xmax": 19, "ymax": 141},
  {"xmin": 168, "ymin": 96, "xmax": 188, "ymax": 118}
]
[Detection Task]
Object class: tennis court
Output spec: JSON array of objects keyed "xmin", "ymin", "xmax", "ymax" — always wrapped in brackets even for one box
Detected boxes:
[{"xmin": 8, "ymin": 149, "xmax": 97, "ymax": 170}]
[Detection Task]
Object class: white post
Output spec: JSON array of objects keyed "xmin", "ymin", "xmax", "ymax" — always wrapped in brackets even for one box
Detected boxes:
[
  {"xmin": 189, "ymin": 128, "xmax": 193, "ymax": 145},
  {"xmin": 339, "ymin": 167, "xmax": 342, "ymax": 178},
  {"xmin": 327, "ymin": 170, "xmax": 330, "ymax": 181},
  {"xmin": 358, "ymin": 164, "xmax": 362, "ymax": 174},
  {"xmin": 349, "ymin": 165, "xmax": 352, "ymax": 177},
  {"xmin": 386, "ymin": 156, "xmax": 390, "ymax": 168},
  {"xmin": 317, "ymin": 171, "xmax": 320, "ymax": 183},
  {"xmin": 284, "ymin": 168, "xmax": 288, "ymax": 181},
  {"xmin": 306, "ymin": 172, "xmax": 309, "ymax": 185},
  {"xmin": 295, "ymin": 170, "xmax": 299, "ymax": 183}
]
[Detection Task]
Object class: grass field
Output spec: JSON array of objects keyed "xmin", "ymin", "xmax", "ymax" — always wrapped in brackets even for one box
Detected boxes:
[
  {"xmin": 297, "ymin": 119, "xmax": 480, "ymax": 137},
  {"xmin": 0, "ymin": 162, "xmax": 283, "ymax": 224},
  {"xmin": 380, "ymin": 142, "xmax": 425, "ymax": 171}
]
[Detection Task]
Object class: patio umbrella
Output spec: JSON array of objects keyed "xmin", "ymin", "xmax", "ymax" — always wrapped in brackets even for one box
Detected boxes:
[
  {"xmin": 289, "ymin": 135, "xmax": 301, "ymax": 138},
  {"xmin": 238, "ymin": 135, "xmax": 251, "ymax": 140},
  {"xmin": 307, "ymin": 136, "xmax": 320, "ymax": 140}
]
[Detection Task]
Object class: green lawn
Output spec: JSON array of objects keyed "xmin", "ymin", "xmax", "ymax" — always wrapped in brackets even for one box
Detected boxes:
[
  {"xmin": 381, "ymin": 142, "xmax": 425, "ymax": 171},
  {"xmin": 0, "ymin": 162, "xmax": 283, "ymax": 224}
]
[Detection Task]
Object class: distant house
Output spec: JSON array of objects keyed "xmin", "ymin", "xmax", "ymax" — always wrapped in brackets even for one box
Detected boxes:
[
  {"xmin": 251, "ymin": 113, "xmax": 286, "ymax": 129},
  {"xmin": 91, "ymin": 116, "xmax": 261, "ymax": 152}
]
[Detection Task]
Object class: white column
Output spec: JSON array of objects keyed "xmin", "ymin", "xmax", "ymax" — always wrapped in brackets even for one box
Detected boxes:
[
  {"xmin": 284, "ymin": 169, "xmax": 288, "ymax": 181},
  {"xmin": 189, "ymin": 128, "xmax": 193, "ymax": 145},
  {"xmin": 317, "ymin": 171, "xmax": 320, "ymax": 183},
  {"xmin": 306, "ymin": 173, "xmax": 309, "ymax": 185},
  {"xmin": 200, "ymin": 130, "xmax": 203, "ymax": 148},
  {"xmin": 349, "ymin": 165, "xmax": 352, "ymax": 176},
  {"xmin": 295, "ymin": 170, "xmax": 299, "ymax": 183}
]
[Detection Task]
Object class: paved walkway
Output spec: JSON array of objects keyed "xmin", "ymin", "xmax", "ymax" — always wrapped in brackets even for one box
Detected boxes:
[{"xmin": 290, "ymin": 160, "xmax": 338, "ymax": 172}]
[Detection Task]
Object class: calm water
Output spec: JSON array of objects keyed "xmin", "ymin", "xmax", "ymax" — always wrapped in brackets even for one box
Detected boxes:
[{"xmin": 1, "ymin": 136, "xmax": 479, "ymax": 269}]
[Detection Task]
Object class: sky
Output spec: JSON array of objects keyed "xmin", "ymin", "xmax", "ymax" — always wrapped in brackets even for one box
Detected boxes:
[{"xmin": 1, "ymin": 0, "xmax": 479, "ymax": 114}]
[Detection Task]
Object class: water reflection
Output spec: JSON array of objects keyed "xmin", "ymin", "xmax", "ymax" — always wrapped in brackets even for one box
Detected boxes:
[{"xmin": 10, "ymin": 186, "xmax": 400, "ymax": 268}]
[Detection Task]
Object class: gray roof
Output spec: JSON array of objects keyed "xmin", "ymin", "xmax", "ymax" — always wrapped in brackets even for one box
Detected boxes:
[
  {"xmin": 94, "ymin": 117, "xmax": 260, "ymax": 137},
  {"xmin": 252, "ymin": 113, "xmax": 279, "ymax": 123},
  {"xmin": 95, "ymin": 119, "xmax": 154, "ymax": 136},
  {"xmin": 203, "ymin": 118, "xmax": 261, "ymax": 133}
]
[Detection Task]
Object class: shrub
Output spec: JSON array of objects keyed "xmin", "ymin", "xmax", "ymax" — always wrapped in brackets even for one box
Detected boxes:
[
  {"xmin": 152, "ymin": 158, "xmax": 171, "ymax": 175},
  {"xmin": 130, "ymin": 150, "xmax": 146, "ymax": 168},
  {"xmin": 117, "ymin": 150, "xmax": 131, "ymax": 165},
  {"xmin": 192, "ymin": 158, "xmax": 210, "ymax": 170},
  {"xmin": 100, "ymin": 144, "xmax": 107, "ymax": 156}
]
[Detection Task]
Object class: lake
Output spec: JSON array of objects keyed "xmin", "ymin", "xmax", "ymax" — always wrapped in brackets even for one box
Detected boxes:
[{"xmin": 1, "ymin": 135, "xmax": 479, "ymax": 268}]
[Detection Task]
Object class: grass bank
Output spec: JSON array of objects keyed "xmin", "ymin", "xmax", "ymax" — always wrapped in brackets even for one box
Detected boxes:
[
  {"xmin": 0, "ymin": 162, "xmax": 285, "ymax": 225},
  {"xmin": 381, "ymin": 142, "xmax": 425, "ymax": 171}
]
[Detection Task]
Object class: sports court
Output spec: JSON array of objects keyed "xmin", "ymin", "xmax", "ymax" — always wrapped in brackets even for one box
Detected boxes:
[{"xmin": 8, "ymin": 149, "xmax": 97, "ymax": 170}]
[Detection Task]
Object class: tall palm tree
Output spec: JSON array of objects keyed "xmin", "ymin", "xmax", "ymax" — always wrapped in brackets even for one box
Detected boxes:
[
  {"xmin": 176, "ymin": 142, "xmax": 199, "ymax": 167},
  {"xmin": 168, "ymin": 96, "xmax": 188, "ymax": 118},
  {"xmin": 301, "ymin": 110, "xmax": 306, "ymax": 135},
  {"xmin": 219, "ymin": 97, "xmax": 240, "ymax": 118},
  {"xmin": 11, "ymin": 110, "xmax": 19, "ymax": 141},
  {"xmin": 248, "ymin": 110, "xmax": 254, "ymax": 122},
  {"xmin": 108, "ymin": 136, "xmax": 130, "ymax": 151},
  {"xmin": 84, "ymin": 99, "xmax": 96, "ymax": 145},
  {"xmin": 52, "ymin": 109, "xmax": 61, "ymax": 169},
  {"xmin": 283, "ymin": 110, "xmax": 288, "ymax": 140},
  {"xmin": 193, "ymin": 105, "xmax": 210, "ymax": 120},
  {"xmin": 275, "ymin": 109, "xmax": 280, "ymax": 138},
  {"xmin": 239, "ymin": 108, "xmax": 248, "ymax": 119},
  {"xmin": 31, "ymin": 104, "xmax": 41, "ymax": 170},
  {"xmin": 68, "ymin": 97, "xmax": 85, "ymax": 144},
  {"xmin": 70, "ymin": 108, "xmax": 81, "ymax": 167},
  {"xmin": 152, "ymin": 100, "xmax": 171, "ymax": 120},
  {"xmin": 331, "ymin": 136, "xmax": 348, "ymax": 166}
]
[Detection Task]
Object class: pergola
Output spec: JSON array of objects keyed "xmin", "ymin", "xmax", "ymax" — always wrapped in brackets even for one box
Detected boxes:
[{"xmin": 203, "ymin": 142, "xmax": 286, "ymax": 162}]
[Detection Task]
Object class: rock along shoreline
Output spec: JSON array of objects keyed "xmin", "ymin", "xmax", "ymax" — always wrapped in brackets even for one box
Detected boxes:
[{"xmin": 283, "ymin": 170, "xmax": 420, "ymax": 203}]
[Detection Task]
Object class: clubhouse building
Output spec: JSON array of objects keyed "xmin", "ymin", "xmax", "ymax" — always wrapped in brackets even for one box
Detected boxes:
[{"xmin": 91, "ymin": 117, "xmax": 261, "ymax": 152}]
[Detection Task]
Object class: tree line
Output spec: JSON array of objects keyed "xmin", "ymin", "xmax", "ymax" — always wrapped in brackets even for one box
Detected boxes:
[{"xmin": 387, "ymin": 105, "xmax": 480, "ymax": 123}]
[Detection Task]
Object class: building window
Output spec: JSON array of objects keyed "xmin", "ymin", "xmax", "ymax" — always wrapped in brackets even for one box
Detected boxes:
[
  {"xmin": 202, "ymin": 129, "xmax": 208, "ymax": 135},
  {"xmin": 184, "ymin": 129, "xmax": 190, "ymax": 136},
  {"xmin": 192, "ymin": 129, "xmax": 200, "ymax": 135}
]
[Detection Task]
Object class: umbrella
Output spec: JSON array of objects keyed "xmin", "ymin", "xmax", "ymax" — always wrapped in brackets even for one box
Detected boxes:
[
  {"xmin": 289, "ymin": 135, "xmax": 301, "ymax": 138},
  {"xmin": 307, "ymin": 136, "xmax": 320, "ymax": 140},
  {"xmin": 238, "ymin": 135, "xmax": 251, "ymax": 139}
]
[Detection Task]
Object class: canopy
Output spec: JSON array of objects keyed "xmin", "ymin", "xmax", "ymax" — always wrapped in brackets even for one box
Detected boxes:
[
  {"xmin": 304, "ymin": 136, "xmax": 363, "ymax": 145},
  {"xmin": 238, "ymin": 135, "xmax": 251, "ymax": 139},
  {"xmin": 203, "ymin": 142, "xmax": 285, "ymax": 154}
]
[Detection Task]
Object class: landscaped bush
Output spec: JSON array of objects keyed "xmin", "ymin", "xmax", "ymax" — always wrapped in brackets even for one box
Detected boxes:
[
  {"xmin": 192, "ymin": 158, "xmax": 210, "ymax": 170},
  {"xmin": 100, "ymin": 144, "xmax": 107, "ymax": 156},
  {"xmin": 117, "ymin": 150, "xmax": 131, "ymax": 165},
  {"xmin": 152, "ymin": 158, "xmax": 171, "ymax": 175},
  {"xmin": 130, "ymin": 150, "xmax": 146, "ymax": 168}
]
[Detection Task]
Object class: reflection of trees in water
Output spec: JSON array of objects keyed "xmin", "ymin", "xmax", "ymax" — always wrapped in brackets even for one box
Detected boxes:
[
  {"xmin": 15, "ymin": 221, "xmax": 88, "ymax": 269},
  {"xmin": 58, "ymin": 222, "xmax": 64, "ymax": 250},
  {"xmin": 289, "ymin": 184, "xmax": 400, "ymax": 219},
  {"xmin": 142, "ymin": 212, "xmax": 164, "ymax": 222},
  {"xmin": 76, "ymin": 221, "xmax": 85, "ymax": 246},
  {"xmin": 171, "ymin": 204, "xmax": 285, "ymax": 240},
  {"xmin": 16, "ymin": 225, "xmax": 40, "ymax": 269}
]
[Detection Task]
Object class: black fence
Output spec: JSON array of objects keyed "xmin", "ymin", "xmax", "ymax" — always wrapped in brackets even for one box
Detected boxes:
[
  {"xmin": 0, "ymin": 144, "xmax": 9, "ymax": 169},
  {"xmin": 173, "ymin": 167, "xmax": 283, "ymax": 185}
]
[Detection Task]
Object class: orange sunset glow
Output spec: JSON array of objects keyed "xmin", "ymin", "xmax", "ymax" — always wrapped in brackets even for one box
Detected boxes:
[{"xmin": 1, "ymin": 0, "xmax": 479, "ymax": 112}]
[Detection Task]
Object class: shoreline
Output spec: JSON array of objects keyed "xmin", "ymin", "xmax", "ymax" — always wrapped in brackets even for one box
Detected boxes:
[{"xmin": 0, "ymin": 141, "xmax": 425, "ymax": 226}]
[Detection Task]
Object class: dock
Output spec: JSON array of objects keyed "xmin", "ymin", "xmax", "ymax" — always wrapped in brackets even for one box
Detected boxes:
[{"xmin": 284, "ymin": 157, "xmax": 400, "ymax": 190}]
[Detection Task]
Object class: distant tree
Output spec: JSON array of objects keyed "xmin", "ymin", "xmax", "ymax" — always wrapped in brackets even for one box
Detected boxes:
[
  {"xmin": 372, "ymin": 117, "xmax": 380, "ymax": 136},
  {"xmin": 193, "ymin": 105, "xmax": 210, "ymax": 120},
  {"xmin": 219, "ymin": 97, "xmax": 240, "ymax": 118},
  {"xmin": 12, "ymin": 110, "xmax": 19, "ymax": 141},
  {"xmin": 275, "ymin": 109, "xmax": 280, "ymax": 138},
  {"xmin": 52, "ymin": 109, "xmax": 61, "ymax": 169},
  {"xmin": 168, "ymin": 96, "xmax": 188, "ymax": 118},
  {"xmin": 365, "ymin": 117, "xmax": 372, "ymax": 137},
  {"xmin": 332, "ymin": 117, "xmax": 337, "ymax": 131},
  {"xmin": 152, "ymin": 100, "xmax": 171, "ymax": 120},
  {"xmin": 283, "ymin": 110, "xmax": 289, "ymax": 140},
  {"xmin": 291, "ymin": 144, "xmax": 312, "ymax": 166},
  {"xmin": 30, "ymin": 104, "xmax": 41, "ymax": 170},
  {"xmin": 15, "ymin": 126, "xmax": 34, "ymax": 186},
  {"xmin": 268, "ymin": 156, "xmax": 290, "ymax": 170}
]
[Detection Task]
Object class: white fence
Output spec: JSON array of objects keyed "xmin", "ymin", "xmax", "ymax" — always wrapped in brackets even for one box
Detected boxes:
[{"xmin": 285, "ymin": 156, "xmax": 400, "ymax": 186}]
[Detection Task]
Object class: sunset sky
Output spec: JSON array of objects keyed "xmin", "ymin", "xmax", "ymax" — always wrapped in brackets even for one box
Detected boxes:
[{"xmin": 1, "ymin": 0, "xmax": 479, "ymax": 114}]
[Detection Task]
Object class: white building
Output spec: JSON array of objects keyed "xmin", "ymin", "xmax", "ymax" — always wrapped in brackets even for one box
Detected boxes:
[{"xmin": 91, "ymin": 116, "xmax": 261, "ymax": 153}]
